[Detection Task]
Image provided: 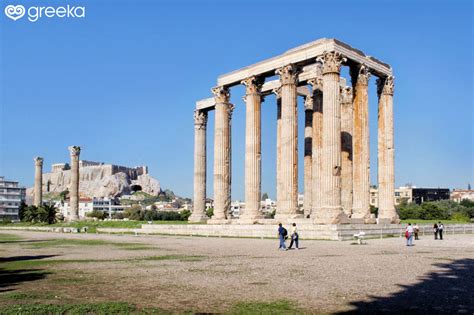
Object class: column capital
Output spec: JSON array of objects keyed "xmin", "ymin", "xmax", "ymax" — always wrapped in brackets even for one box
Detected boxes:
[
  {"xmin": 272, "ymin": 87, "xmax": 281, "ymax": 98},
  {"xmin": 376, "ymin": 75, "xmax": 395, "ymax": 96},
  {"xmin": 308, "ymin": 77, "xmax": 323, "ymax": 92},
  {"xmin": 276, "ymin": 64, "xmax": 298, "ymax": 86},
  {"xmin": 350, "ymin": 64, "xmax": 371, "ymax": 86},
  {"xmin": 241, "ymin": 76, "xmax": 263, "ymax": 96},
  {"xmin": 340, "ymin": 86, "xmax": 353, "ymax": 104},
  {"xmin": 68, "ymin": 146, "xmax": 81, "ymax": 157},
  {"xmin": 211, "ymin": 86, "xmax": 231, "ymax": 103},
  {"xmin": 194, "ymin": 110, "xmax": 208, "ymax": 129},
  {"xmin": 318, "ymin": 51, "xmax": 346, "ymax": 75},
  {"xmin": 34, "ymin": 157, "xmax": 44, "ymax": 166},
  {"xmin": 304, "ymin": 95, "xmax": 314, "ymax": 111},
  {"xmin": 227, "ymin": 104, "xmax": 235, "ymax": 121}
]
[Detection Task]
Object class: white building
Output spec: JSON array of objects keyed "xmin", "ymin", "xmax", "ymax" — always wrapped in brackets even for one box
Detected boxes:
[
  {"xmin": 0, "ymin": 176, "xmax": 26, "ymax": 220},
  {"xmin": 370, "ymin": 186, "xmax": 413, "ymax": 208},
  {"xmin": 451, "ymin": 190, "xmax": 474, "ymax": 202},
  {"xmin": 56, "ymin": 197, "xmax": 130, "ymax": 218}
]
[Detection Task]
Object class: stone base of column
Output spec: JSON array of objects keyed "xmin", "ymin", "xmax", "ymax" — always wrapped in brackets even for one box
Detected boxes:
[
  {"xmin": 207, "ymin": 218, "xmax": 231, "ymax": 225},
  {"xmin": 313, "ymin": 207, "xmax": 350, "ymax": 224},
  {"xmin": 66, "ymin": 215, "xmax": 80, "ymax": 222},
  {"xmin": 237, "ymin": 214, "xmax": 264, "ymax": 224},
  {"xmin": 188, "ymin": 213, "xmax": 208, "ymax": 223},
  {"xmin": 274, "ymin": 213, "xmax": 304, "ymax": 221},
  {"xmin": 377, "ymin": 217, "xmax": 400, "ymax": 224},
  {"xmin": 350, "ymin": 216, "xmax": 377, "ymax": 224}
]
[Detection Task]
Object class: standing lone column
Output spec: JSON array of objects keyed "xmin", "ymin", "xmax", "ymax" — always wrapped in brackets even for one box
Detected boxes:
[
  {"xmin": 351, "ymin": 65, "xmax": 373, "ymax": 223},
  {"xmin": 68, "ymin": 146, "xmax": 81, "ymax": 221},
  {"xmin": 340, "ymin": 86, "xmax": 353, "ymax": 217},
  {"xmin": 314, "ymin": 51, "xmax": 349, "ymax": 224},
  {"xmin": 275, "ymin": 65, "xmax": 300, "ymax": 219},
  {"xmin": 241, "ymin": 77, "xmax": 263, "ymax": 222},
  {"xmin": 303, "ymin": 95, "xmax": 313, "ymax": 218},
  {"xmin": 211, "ymin": 86, "xmax": 233, "ymax": 222},
  {"xmin": 309, "ymin": 78, "xmax": 323, "ymax": 219},
  {"xmin": 190, "ymin": 110, "xmax": 208, "ymax": 222},
  {"xmin": 377, "ymin": 76, "xmax": 399, "ymax": 224},
  {"xmin": 33, "ymin": 157, "xmax": 44, "ymax": 207}
]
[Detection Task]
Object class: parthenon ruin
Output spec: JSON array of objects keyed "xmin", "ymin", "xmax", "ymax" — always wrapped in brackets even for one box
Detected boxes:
[{"xmin": 190, "ymin": 38, "xmax": 399, "ymax": 225}]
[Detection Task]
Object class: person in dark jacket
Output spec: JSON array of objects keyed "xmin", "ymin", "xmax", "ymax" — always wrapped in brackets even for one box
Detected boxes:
[
  {"xmin": 433, "ymin": 223, "xmax": 439, "ymax": 240},
  {"xmin": 277, "ymin": 223, "xmax": 287, "ymax": 251}
]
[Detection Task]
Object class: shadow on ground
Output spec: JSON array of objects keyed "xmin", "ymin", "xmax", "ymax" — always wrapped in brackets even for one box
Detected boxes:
[
  {"xmin": 339, "ymin": 258, "xmax": 474, "ymax": 314},
  {"xmin": 0, "ymin": 255, "xmax": 55, "ymax": 293}
]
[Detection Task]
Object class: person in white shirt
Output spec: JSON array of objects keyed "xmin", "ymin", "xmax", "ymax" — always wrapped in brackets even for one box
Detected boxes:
[
  {"xmin": 288, "ymin": 223, "xmax": 299, "ymax": 250},
  {"xmin": 406, "ymin": 223, "xmax": 414, "ymax": 246}
]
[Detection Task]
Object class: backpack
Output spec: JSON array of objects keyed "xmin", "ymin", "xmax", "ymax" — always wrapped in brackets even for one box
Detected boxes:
[{"xmin": 282, "ymin": 228, "xmax": 288, "ymax": 239}]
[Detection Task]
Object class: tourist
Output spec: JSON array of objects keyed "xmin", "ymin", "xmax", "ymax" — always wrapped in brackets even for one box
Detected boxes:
[
  {"xmin": 405, "ymin": 223, "xmax": 414, "ymax": 246},
  {"xmin": 438, "ymin": 222, "xmax": 444, "ymax": 240},
  {"xmin": 277, "ymin": 223, "xmax": 288, "ymax": 251},
  {"xmin": 414, "ymin": 223, "xmax": 420, "ymax": 240},
  {"xmin": 288, "ymin": 223, "xmax": 299, "ymax": 250},
  {"xmin": 433, "ymin": 223, "xmax": 439, "ymax": 240}
]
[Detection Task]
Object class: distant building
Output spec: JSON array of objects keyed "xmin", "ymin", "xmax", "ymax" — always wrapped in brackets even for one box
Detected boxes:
[
  {"xmin": 451, "ymin": 190, "xmax": 474, "ymax": 203},
  {"xmin": 411, "ymin": 188, "xmax": 450, "ymax": 204},
  {"xmin": 370, "ymin": 186, "xmax": 412, "ymax": 208},
  {"xmin": 0, "ymin": 176, "xmax": 26, "ymax": 220},
  {"xmin": 56, "ymin": 197, "xmax": 130, "ymax": 218}
]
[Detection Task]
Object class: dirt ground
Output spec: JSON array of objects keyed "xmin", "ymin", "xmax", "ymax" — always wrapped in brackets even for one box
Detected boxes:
[{"xmin": 1, "ymin": 230, "xmax": 473, "ymax": 313}]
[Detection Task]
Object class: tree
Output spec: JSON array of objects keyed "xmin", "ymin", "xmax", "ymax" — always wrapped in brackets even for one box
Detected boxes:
[
  {"xmin": 180, "ymin": 210, "xmax": 191, "ymax": 221},
  {"xmin": 206, "ymin": 207, "xmax": 214, "ymax": 218},
  {"xmin": 59, "ymin": 190, "xmax": 69, "ymax": 201}
]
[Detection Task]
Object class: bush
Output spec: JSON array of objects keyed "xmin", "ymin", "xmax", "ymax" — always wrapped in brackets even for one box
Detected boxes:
[
  {"xmin": 397, "ymin": 199, "xmax": 474, "ymax": 221},
  {"xmin": 111, "ymin": 212, "xmax": 124, "ymax": 220},
  {"xmin": 180, "ymin": 209, "xmax": 191, "ymax": 221},
  {"xmin": 206, "ymin": 208, "xmax": 214, "ymax": 218},
  {"xmin": 21, "ymin": 204, "xmax": 58, "ymax": 224},
  {"xmin": 86, "ymin": 210, "xmax": 107, "ymax": 220}
]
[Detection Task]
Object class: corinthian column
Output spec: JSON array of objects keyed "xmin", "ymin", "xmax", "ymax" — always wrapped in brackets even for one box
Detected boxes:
[
  {"xmin": 68, "ymin": 146, "xmax": 81, "ymax": 221},
  {"xmin": 273, "ymin": 88, "xmax": 282, "ymax": 215},
  {"xmin": 309, "ymin": 78, "xmax": 323, "ymax": 219},
  {"xmin": 275, "ymin": 65, "xmax": 300, "ymax": 219},
  {"xmin": 350, "ymin": 65, "xmax": 373, "ymax": 223},
  {"xmin": 211, "ymin": 86, "xmax": 233, "ymax": 223},
  {"xmin": 340, "ymin": 86, "xmax": 353, "ymax": 217},
  {"xmin": 314, "ymin": 51, "xmax": 349, "ymax": 224},
  {"xmin": 33, "ymin": 157, "xmax": 44, "ymax": 207},
  {"xmin": 190, "ymin": 110, "xmax": 208, "ymax": 222},
  {"xmin": 303, "ymin": 95, "xmax": 313, "ymax": 218},
  {"xmin": 241, "ymin": 77, "xmax": 263, "ymax": 222},
  {"xmin": 377, "ymin": 76, "xmax": 399, "ymax": 224}
]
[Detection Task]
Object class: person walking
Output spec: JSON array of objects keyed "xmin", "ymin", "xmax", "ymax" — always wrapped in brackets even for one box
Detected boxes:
[
  {"xmin": 406, "ymin": 223, "xmax": 414, "ymax": 246},
  {"xmin": 277, "ymin": 223, "xmax": 288, "ymax": 250},
  {"xmin": 288, "ymin": 223, "xmax": 299, "ymax": 250},
  {"xmin": 438, "ymin": 222, "xmax": 444, "ymax": 240},
  {"xmin": 433, "ymin": 223, "xmax": 439, "ymax": 240},
  {"xmin": 414, "ymin": 223, "xmax": 420, "ymax": 240}
]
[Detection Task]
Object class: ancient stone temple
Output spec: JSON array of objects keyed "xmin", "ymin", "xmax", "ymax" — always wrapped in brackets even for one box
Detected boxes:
[{"xmin": 191, "ymin": 38, "xmax": 399, "ymax": 224}]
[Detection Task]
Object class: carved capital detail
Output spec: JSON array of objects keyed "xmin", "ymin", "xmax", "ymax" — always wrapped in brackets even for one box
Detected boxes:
[
  {"xmin": 194, "ymin": 110, "xmax": 207, "ymax": 129},
  {"xmin": 276, "ymin": 64, "xmax": 298, "ymax": 86},
  {"xmin": 340, "ymin": 86, "xmax": 353, "ymax": 104},
  {"xmin": 304, "ymin": 95, "xmax": 314, "ymax": 111},
  {"xmin": 34, "ymin": 157, "xmax": 44, "ymax": 166},
  {"xmin": 376, "ymin": 75, "xmax": 395, "ymax": 96},
  {"xmin": 351, "ymin": 64, "xmax": 371, "ymax": 86},
  {"xmin": 272, "ymin": 87, "xmax": 281, "ymax": 98},
  {"xmin": 227, "ymin": 104, "xmax": 235, "ymax": 121},
  {"xmin": 211, "ymin": 86, "xmax": 230, "ymax": 103},
  {"xmin": 318, "ymin": 51, "xmax": 346, "ymax": 75},
  {"xmin": 241, "ymin": 76, "xmax": 263, "ymax": 96},
  {"xmin": 68, "ymin": 146, "xmax": 81, "ymax": 157},
  {"xmin": 308, "ymin": 77, "xmax": 323, "ymax": 92}
]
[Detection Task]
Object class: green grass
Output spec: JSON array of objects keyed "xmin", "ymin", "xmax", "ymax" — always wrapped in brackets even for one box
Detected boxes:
[
  {"xmin": 0, "ymin": 233, "xmax": 23, "ymax": 243},
  {"xmin": 0, "ymin": 302, "xmax": 138, "ymax": 315},
  {"xmin": 399, "ymin": 219, "xmax": 469, "ymax": 224},
  {"xmin": 20, "ymin": 238, "xmax": 154, "ymax": 250},
  {"xmin": 1, "ymin": 291, "xmax": 58, "ymax": 301},
  {"xmin": 230, "ymin": 300, "xmax": 301, "ymax": 314},
  {"xmin": 142, "ymin": 255, "xmax": 206, "ymax": 262}
]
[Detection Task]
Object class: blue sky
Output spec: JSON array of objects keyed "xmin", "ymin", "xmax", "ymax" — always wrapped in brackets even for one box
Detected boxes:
[{"xmin": 1, "ymin": 0, "xmax": 472, "ymax": 200}]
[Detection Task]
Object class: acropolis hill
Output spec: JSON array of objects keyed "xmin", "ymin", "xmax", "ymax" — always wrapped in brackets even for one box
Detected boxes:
[{"xmin": 29, "ymin": 160, "xmax": 161, "ymax": 199}]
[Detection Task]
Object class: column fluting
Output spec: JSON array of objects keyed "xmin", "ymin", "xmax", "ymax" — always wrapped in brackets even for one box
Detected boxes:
[
  {"xmin": 212, "ymin": 86, "xmax": 233, "ymax": 222},
  {"xmin": 303, "ymin": 96, "xmax": 313, "ymax": 218},
  {"xmin": 340, "ymin": 86, "xmax": 354, "ymax": 217},
  {"xmin": 34, "ymin": 157, "xmax": 43, "ymax": 207},
  {"xmin": 68, "ymin": 146, "xmax": 80, "ymax": 221},
  {"xmin": 190, "ymin": 110, "xmax": 208, "ymax": 222},
  {"xmin": 377, "ymin": 76, "xmax": 399, "ymax": 223},
  {"xmin": 275, "ymin": 65, "xmax": 300, "ymax": 219},
  {"xmin": 309, "ymin": 78, "xmax": 323, "ymax": 219}
]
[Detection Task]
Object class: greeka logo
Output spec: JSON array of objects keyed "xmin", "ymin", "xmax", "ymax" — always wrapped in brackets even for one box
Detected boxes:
[
  {"xmin": 4, "ymin": 4, "xmax": 25, "ymax": 20},
  {"xmin": 4, "ymin": 4, "xmax": 85, "ymax": 22}
]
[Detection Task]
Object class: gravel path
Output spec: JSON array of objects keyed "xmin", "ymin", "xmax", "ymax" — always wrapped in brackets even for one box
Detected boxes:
[{"xmin": 1, "ymin": 231, "xmax": 473, "ymax": 313}]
